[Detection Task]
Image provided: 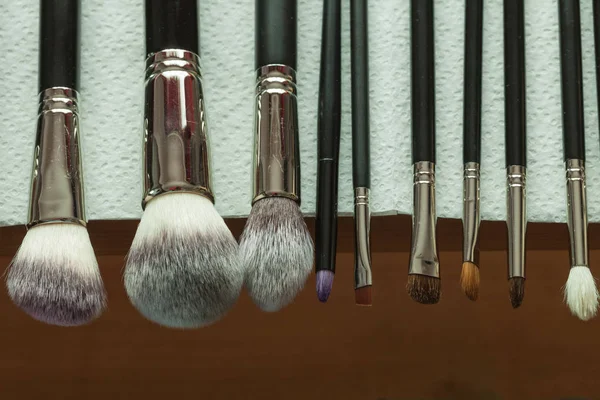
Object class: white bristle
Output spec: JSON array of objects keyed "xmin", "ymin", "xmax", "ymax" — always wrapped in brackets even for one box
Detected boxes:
[
  {"xmin": 239, "ymin": 197, "xmax": 314, "ymax": 312},
  {"xmin": 124, "ymin": 192, "xmax": 243, "ymax": 328},
  {"xmin": 564, "ymin": 266, "xmax": 599, "ymax": 321},
  {"xmin": 6, "ymin": 223, "xmax": 106, "ymax": 326}
]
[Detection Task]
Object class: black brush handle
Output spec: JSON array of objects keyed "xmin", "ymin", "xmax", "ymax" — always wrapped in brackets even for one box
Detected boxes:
[
  {"xmin": 39, "ymin": 0, "xmax": 80, "ymax": 92},
  {"xmin": 411, "ymin": 0, "xmax": 435, "ymax": 164},
  {"xmin": 463, "ymin": 0, "xmax": 483, "ymax": 164},
  {"xmin": 316, "ymin": 0, "xmax": 342, "ymax": 273},
  {"xmin": 351, "ymin": 0, "xmax": 371, "ymax": 187},
  {"xmin": 256, "ymin": 0, "xmax": 297, "ymax": 69},
  {"xmin": 559, "ymin": 0, "xmax": 585, "ymax": 161},
  {"xmin": 595, "ymin": 0, "xmax": 600, "ymax": 138},
  {"xmin": 145, "ymin": 0, "xmax": 199, "ymax": 56},
  {"xmin": 504, "ymin": 0, "xmax": 526, "ymax": 168}
]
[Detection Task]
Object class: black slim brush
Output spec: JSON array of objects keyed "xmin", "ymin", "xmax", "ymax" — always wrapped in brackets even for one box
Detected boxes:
[
  {"xmin": 461, "ymin": 0, "xmax": 483, "ymax": 301},
  {"xmin": 407, "ymin": 0, "xmax": 440, "ymax": 305},
  {"xmin": 350, "ymin": 0, "xmax": 373, "ymax": 306},
  {"xmin": 315, "ymin": 0, "xmax": 342, "ymax": 303},
  {"xmin": 6, "ymin": 0, "xmax": 107, "ymax": 326},
  {"xmin": 240, "ymin": 0, "xmax": 314, "ymax": 312},
  {"xmin": 504, "ymin": 0, "xmax": 527, "ymax": 309},
  {"xmin": 559, "ymin": 0, "xmax": 599, "ymax": 321}
]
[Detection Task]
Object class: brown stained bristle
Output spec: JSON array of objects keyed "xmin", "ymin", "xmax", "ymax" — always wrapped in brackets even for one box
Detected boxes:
[
  {"xmin": 355, "ymin": 286, "xmax": 372, "ymax": 306},
  {"xmin": 509, "ymin": 277, "xmax": 525, "ymax": 309},
  {"xmin": 407, "ymin": 275, "xmax": 441, "ymax": 304},
  {"xmin": 460, "ymin": 262, "xmax": 480, "ymax": 301}
]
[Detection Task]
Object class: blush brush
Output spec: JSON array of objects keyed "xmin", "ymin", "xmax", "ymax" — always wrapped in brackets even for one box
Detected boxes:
[
  {"xmin": 315, "ymin": 0, "xmax": 342, "ymax": 303},
  {"xmin": 124, "ymin": 0, "xmax": 244, "ymax": 328},
  {"xmin": 460, "ymin": 0, "xmax": 483, "ymax": 302},
  {"xmin": 6, "ymin": 0, "xmax": 107, "ymax": 326},
  {"xmin": 350, "ymin": 0, "xmax": 373, "ymax": 306},
  {"xmin": 558, "ymin": 0, "xmax": 599, "ymax": 321},
  {"xmin": 239, "ymin": 0, "xmax": 314, "ymax": 312},
  {"xmin": 407, "ymin": 0, "xmax": 440, "ymax": 305},
  {"xmin": 504, "ymin": 0, "xmax": 527, "ymax": 309}
]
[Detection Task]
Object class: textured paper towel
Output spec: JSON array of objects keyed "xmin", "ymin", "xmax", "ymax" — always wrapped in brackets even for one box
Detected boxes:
[{"xmin": 0, "ymin": 0, "xmax": 599, "ymax": 227}]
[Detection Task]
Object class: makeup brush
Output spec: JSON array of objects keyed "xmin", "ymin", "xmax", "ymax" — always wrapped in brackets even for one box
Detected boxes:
[
  {"xmin": 559, "ymin": 0, "xmax": 599, "ymax": 321},
  {"xmin": 461, "ymin": 0, "xmax": 483, "ymax": 301},
  {"xmin": 315, "ymin": 0, "xmax": 342, "ymax": 303},
  {"xmin": 6, "ymin": 0, "xmax": 107, "ymax": 326},
  {"xmin": 504, "ymin": 0, "xmax": 527, "ymax": 309},
  {"xmin": 124, "ymin": 0, "xmax": 243, "ymax": 328},
  {"xmin": 407, "ymin": 0, "xmax": 440, "ymax": 305},
  {"xmin": 239, "ymin": 0, "xmax": 314, "ymax": 312},
  {"xmin": 351, "ymin": 0, "xmax": 373, "ymax": 306}
]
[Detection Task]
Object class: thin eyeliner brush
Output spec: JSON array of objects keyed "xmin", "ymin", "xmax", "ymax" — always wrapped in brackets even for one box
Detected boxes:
[
  {"xmin": 504, "ymin": 0, "xmax": 527, "ymax": 309},
  {"xmin": 559, "ymin": 0, "xmax": 599, "ymax": 321},
  {"xmin": 351, "ymin": 0, "xmax": 373, "ymax": 306},
  {"xmin": 407, "ymin": 0, "xmax": 440, "ymax": 305},
  {"xmin": 461, "ymin": 0, "xmax": 483, "ymax": 301},
  {"xmin": 315, "ymin": 0, "xmax": 342, "ymax": 303}
]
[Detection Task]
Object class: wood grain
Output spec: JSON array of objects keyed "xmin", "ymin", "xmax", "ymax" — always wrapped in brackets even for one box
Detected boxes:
[{"xmin": 0, "ymin": 217, "xmax": 598, "ymax": 399}]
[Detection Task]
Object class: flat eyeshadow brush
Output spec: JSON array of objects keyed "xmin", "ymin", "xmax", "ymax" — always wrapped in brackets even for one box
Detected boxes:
[
  {"xmin": 350, "ymin": 0, "xmax": 373, "ymax": 306},
  {"xmin": 124, "ymin": 0, "xmax": 243, "ymax": 328},
  {"xmin": 558, "ymin": 0, "xmax": 599, "ymax": 321},
  {"xmin": 504, "ymin": 0, "xmax": 527, "ymax": 309},
  {"xmin": 315, "ymin": 0, "xmax": 342, "ymax": 303},
  {"xmin": 461, "ymin": 0, "xmax": 483, "ymax": 301},
  {"xmin": 239, "ymin": 0, "xmax": 314, "ymax": 312},
  {"xmin": 6, "ymin": 0, "xmax": 107, "ymax": 326},
  {"xmin": 407, "ymin": 0, "xmax": 440, "ymax": 305}
]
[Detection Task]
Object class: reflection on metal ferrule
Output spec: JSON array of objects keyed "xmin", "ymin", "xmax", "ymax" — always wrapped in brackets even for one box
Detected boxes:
[
  {"xmin": 28, "ymin": 87, "xmax": 86, "ymax": 228},
  {"xmin": 409, "ymin": 161, "xmax": 439, "ymax": 278},
  {"xmin": 506, "ymin": 165, "xmax": 527, "ymax": 279},
  {"xmin": 354, "ymin": 187, "xmax": 372, "ymax": 289},
  {"xmin": 143, "ymin": 49, "xmax": 213, "ymax": 208},
  {"xmin": 566, "ymin": 159, "xmax": 588, "ymax": 268},
  {"xmin": 252, "ymin": 64, "xmax": 300, "ymax": 204},
  {"xmin": 462, "ymin": 162, "xmax": 480, "ymax": 264}
]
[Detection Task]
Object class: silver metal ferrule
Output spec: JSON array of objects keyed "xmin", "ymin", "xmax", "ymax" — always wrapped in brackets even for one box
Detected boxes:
[
  {"xmin": 462, "ymin": 162, "xmax": 481, "ymax": 264},
  {"xmin": 408, "ymin": 161, "xmax": 439, "ymax": 278},
  {"xmin": 354, "ymin": 187, "xmax": 372, "ymax": 289},
  {"xmin": 252, "ymin": 64, "xmax": 300, "ymax": 204},
  {"xmin": 28, "ymin": 87, "xmax": 86, "ymax": 228},
  {"xmin": 142, "ymin": 49, "xmax": 212, "ymax": 207},
  {"xmin": 566, "ymin": 159, "xmax": 588, "ymax": 268},
  {"xmin": 506, "ymin": 165, "xmax": 527, "ymax": 279}
]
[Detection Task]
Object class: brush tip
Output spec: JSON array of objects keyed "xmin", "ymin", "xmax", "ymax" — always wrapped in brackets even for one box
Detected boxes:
[
  {"xmin": 460, "ymin": 261, "xmax": 480, "ymax": 301},
  {"xmin": 316, "ymin": 270, "xmax": 335, "ymax": 303},
  {"xmin": 6, "ymin": 224, "xmax": 107, "ymax": 326},
  {"xmin": 355, "ymin": 286, "xmax": 372, "ymax": 306},
  {"xmin": 564, "ymin": 266, "xmax": 599, "ymax": 321},
  {"xmin": 508, "ymin": 277, "xmax": 525, "ymax": 309},
  {"xmin": 124, "ymin": 193, "xmax": 243, "ymax": 328},
  {"xmin": 406, "ymin": 274, "xmax": 441, "ymax": 304},
  {"xmin": 240, "ymin": 197, "xmax": 314, "ymax": 312}
]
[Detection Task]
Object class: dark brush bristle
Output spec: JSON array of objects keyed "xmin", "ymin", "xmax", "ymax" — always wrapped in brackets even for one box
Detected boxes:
[
  {"xmin": 407, "ymin": 274, "xmax": 441, "ymax": 304},
  {"xmin": 355, "ymin": 286, "xmax": 372, "ymax": 306},
  {"xmin": 509, "ymin": 277, "xmax": 525, "ymax": 308}
]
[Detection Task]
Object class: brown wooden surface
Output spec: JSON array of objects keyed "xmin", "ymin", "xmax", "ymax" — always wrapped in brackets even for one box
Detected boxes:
[{"xmin": 0, "ymin": 216, "xmax": 599, "ymax": 399}]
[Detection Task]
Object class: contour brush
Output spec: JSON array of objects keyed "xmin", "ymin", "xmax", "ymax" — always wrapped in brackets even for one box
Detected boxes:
[
  {"xmin": 124, "ymin": 0, "xmax": 243, "ymax": 328},
  {"xmin": 461, "ymin": 0, "xmax": 483, "ymax": 301},
  {"xmin": 6, "ymin": 0, "xmax": 107, "ymax": 326}
]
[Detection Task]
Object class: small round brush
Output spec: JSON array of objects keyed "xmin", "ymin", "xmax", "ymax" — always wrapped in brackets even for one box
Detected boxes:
[
  {"xmin": 461, "ymin": 0, "xmax": 483, "ymax": 301},
  {"xmin": 558, "ymin": 0, "xmax": 599, "ymax": 321},
  {"xmin": 239, "ymin": 0, "xmax": 314, "ymax": 312},
  {"xmin": 6, "ymin": 0, "xmax": 107, "ymax": 326},
  {"xmin": 504, "ymin": 0, "xmax": 527, "ymax": 309},
  {"xmin": 407, "ymin": 0, "xmax": 440, "ymax": 305},
  {"xmin": 124, "ymin": 0, "xmax": 243, "ymax": 328}
]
